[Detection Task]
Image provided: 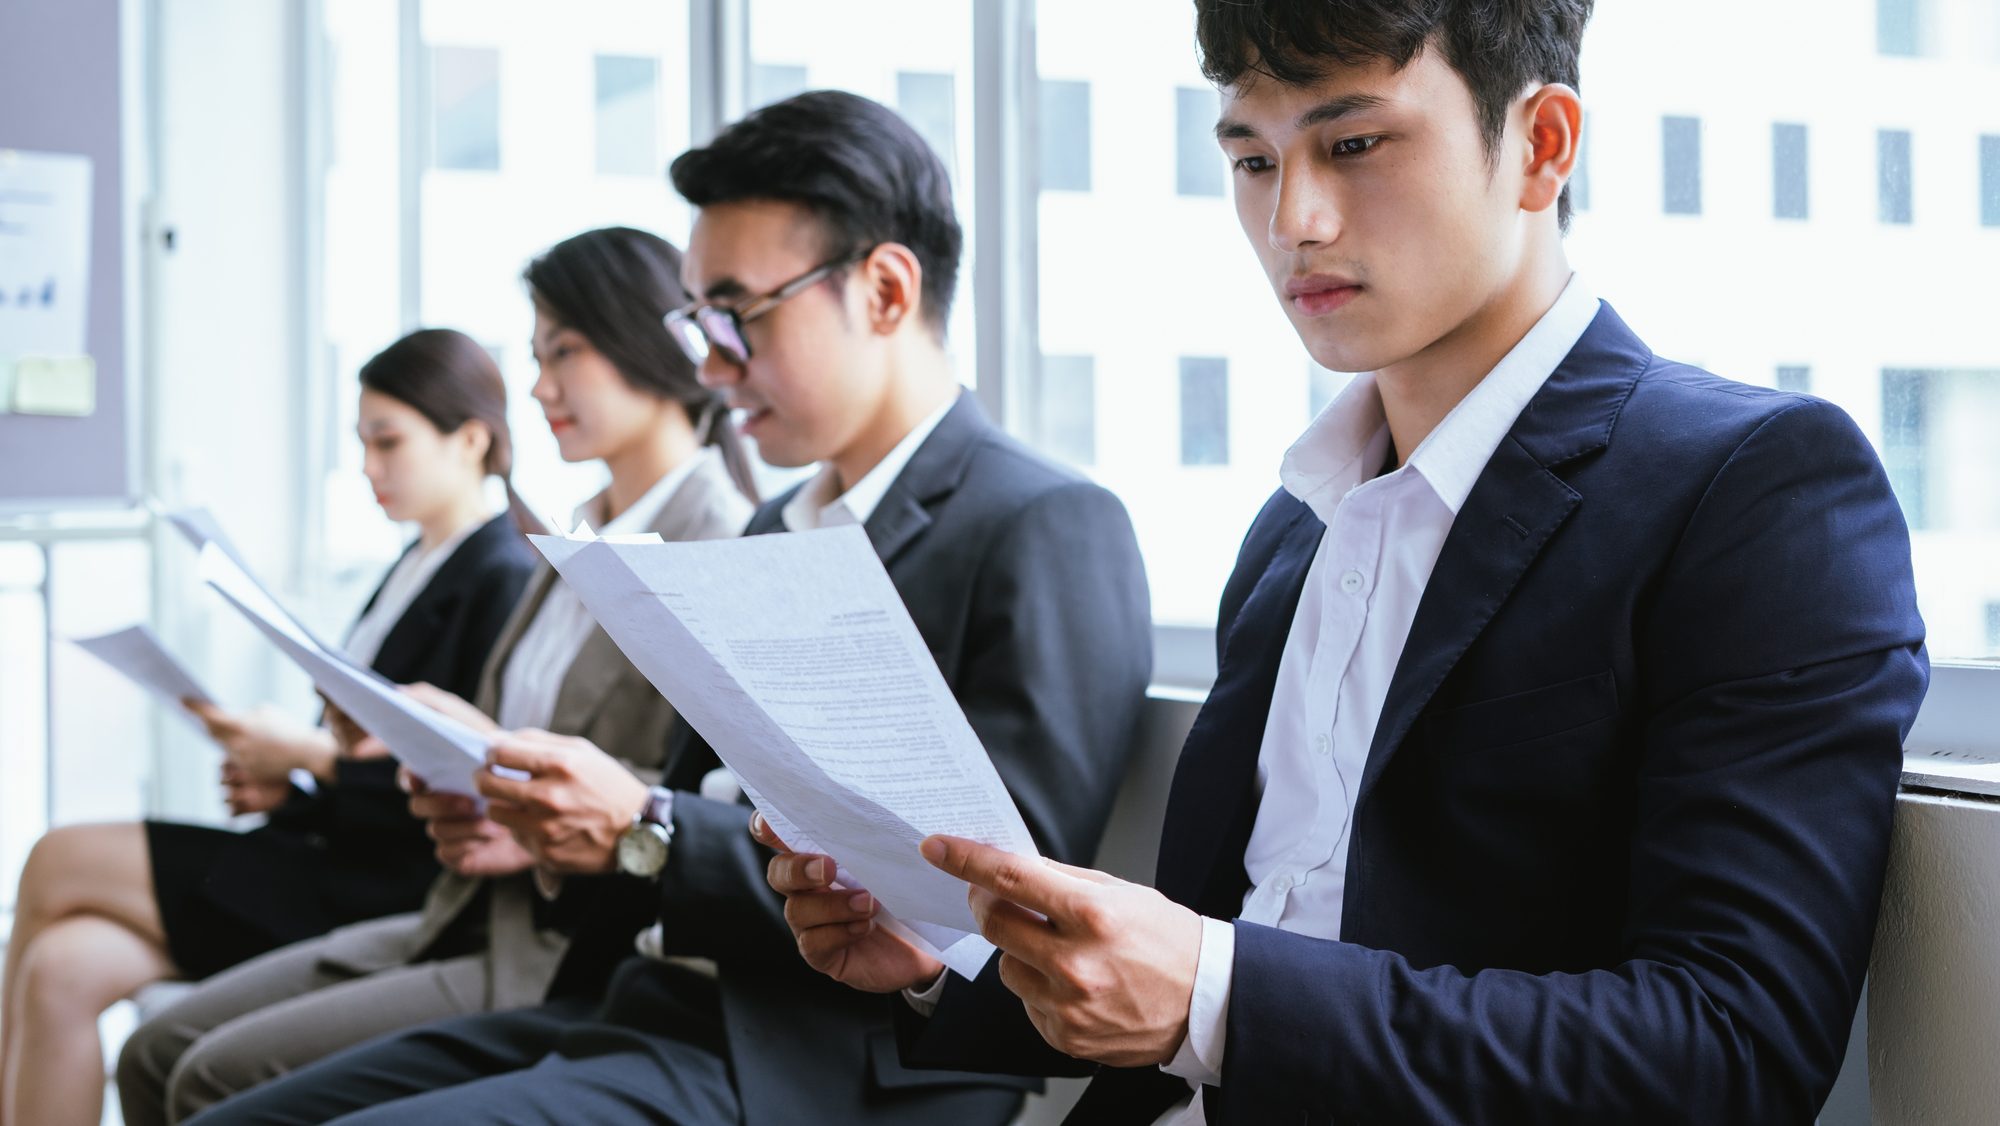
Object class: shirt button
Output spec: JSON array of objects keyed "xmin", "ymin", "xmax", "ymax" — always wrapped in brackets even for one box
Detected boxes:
[
  {"xmin": 1339, "ymin": 569, "xmax": 1364, "ymax": 595},
  {"xmin": 1315, "ymin": 735, "xmax": 1332, "ymax": 756},
  {"xmin": 1273, "ymin": 874, "xmax": 1295, "ymax": 893}
]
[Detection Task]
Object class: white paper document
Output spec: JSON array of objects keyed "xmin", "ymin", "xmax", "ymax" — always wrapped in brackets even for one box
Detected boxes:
[
  {"xmin": 70, "ymin": 625, "xmax": 213, "ymax": 731},
  {"xmin": 162, "ymin": 506, "xmax": 250, "ymax": 566},
  {"xmin": 531, "ymin": 526, "xmax": 1037, "ymax": 977},
  {"xmin": 193, "ymin": 542, "xmax": 497, "ymax": 797}
]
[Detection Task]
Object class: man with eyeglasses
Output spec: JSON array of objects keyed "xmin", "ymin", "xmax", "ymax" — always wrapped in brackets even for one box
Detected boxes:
[{"xmin": 187, "ymin": 90, "xmax": 1154, "ymax": 1126}]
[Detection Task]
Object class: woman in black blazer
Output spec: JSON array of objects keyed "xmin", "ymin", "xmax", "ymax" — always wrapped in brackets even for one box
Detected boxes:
[{"xmin": 0, "ymin": 329, "xmax": 536, "ymax": 1126}]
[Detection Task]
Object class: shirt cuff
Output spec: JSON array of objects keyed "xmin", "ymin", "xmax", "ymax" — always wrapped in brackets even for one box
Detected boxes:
[
  {"xmin": 1159, "ymin": 915, "xmax": 1233, "ymax": 1088},
  {"xmin": 901, "ymin": 969, "xmax": 950, "ymax": 1017},
  {"xmin": 532, "ymin": 867, "xmax": 564, "ymax": 901}
]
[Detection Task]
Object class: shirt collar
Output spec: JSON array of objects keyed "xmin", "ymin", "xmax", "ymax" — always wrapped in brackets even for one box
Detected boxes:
[
  {"xmin": 782, "ymin": 392, "xmax": 959, "ymax": 533},
  {"xmin": 1404, "ymin": 274, "xmax": 1600, "ymax": 514},
  {"xmin": 575, "ymin": 447, "xmax": 712, "ymax": 537},
  {"xmin": 1279, "ymin": 274, "xmax": 1600, "ymax": 523}
]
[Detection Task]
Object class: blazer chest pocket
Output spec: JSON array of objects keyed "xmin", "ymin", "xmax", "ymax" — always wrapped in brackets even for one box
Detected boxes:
[{"xmin": 1425, "ymin": 669, "xmax": 1619, "ymax": 754}]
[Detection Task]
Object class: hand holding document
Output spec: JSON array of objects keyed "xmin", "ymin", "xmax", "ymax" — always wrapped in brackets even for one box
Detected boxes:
[
  {"xmin": 190, "ymin": 539, "xmax": 499, "ymax": 798},
  {"xmin": 70, "ymin": 625, "xmax": 214, "ymax": 732},
  {"xmin": 531, "ymin": 526, "xmax": 1036, "ymax": 977}
]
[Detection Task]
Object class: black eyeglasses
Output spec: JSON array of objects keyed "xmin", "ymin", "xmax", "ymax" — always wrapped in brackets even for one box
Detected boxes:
[{"xmin": 665, "ymin": 247, "xmax": 874, "ymax": 367}]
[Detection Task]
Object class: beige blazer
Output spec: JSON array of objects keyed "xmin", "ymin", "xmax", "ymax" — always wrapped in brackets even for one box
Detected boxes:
[{"xmin": 316, "ymin": 452, "xmax": 753, "ymax": 1008}]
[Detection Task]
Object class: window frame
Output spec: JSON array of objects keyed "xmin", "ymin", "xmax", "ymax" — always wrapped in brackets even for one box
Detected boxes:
[{"xmin": 283, "ymin": 0, "xmax": 2000, "ymax": 721}]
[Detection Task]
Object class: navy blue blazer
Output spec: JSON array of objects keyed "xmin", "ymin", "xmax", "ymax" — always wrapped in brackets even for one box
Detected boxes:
[{"xmin": 901, "ymin": 303, "xmax": 1930, "ymax": 1124}]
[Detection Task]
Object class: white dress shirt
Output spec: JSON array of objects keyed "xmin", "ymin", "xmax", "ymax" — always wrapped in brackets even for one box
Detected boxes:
[
  {"xmin": 342, "ymin": 513, "xmax": 489, "ymax": 668},
  {"xmin": 1152, "ymin": 277, "xmax": 1601, "ymax": 1124},
  {"xmin": 778, "ymin": 394, "xmax": 956, "ymax": 533},
  {"xmin": 495, "ymin": 451, "xmax": 710, "ymax": 732}
]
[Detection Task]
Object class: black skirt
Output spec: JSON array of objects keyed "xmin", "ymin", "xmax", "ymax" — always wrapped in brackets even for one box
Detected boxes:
[{"xmin": 144, "ymin": 819, "xmax": 338, "ymax": 981}]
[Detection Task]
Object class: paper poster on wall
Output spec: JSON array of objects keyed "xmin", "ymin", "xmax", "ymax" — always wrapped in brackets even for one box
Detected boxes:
[{"xmin": 0, "ymin": 149, "xmax": 94, "ymax": 414}]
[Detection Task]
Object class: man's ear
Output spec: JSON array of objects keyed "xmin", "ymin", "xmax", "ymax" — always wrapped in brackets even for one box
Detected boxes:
[
  {"xmin": 1518, "ymin": 83, "xmax": 1582, "ymax": 218},
  {"xmin": 861, "ymin": 242, "xmax": 925, "ymax": 336}
]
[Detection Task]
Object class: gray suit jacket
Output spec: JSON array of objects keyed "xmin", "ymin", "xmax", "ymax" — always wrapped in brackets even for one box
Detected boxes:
[{"xmin": 315, "ymin": 451, "xmax": 753, "ymax": 1009}]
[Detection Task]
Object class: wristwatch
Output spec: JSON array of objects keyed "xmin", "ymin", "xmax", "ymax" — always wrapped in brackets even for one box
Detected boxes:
[{"xmin": 615, "ymin": 786, "xmax": 675, "ymax": 879}]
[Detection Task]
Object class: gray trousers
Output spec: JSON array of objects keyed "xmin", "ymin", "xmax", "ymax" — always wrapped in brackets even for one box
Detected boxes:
[{"xmin": 116, "ymin": 914, "xmax": 489, "ymax": 1126}]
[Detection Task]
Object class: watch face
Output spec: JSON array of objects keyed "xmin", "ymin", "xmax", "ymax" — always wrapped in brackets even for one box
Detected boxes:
[{"xmin": 618, "ymin": 825, "xmax": 668, "ymax": 876}]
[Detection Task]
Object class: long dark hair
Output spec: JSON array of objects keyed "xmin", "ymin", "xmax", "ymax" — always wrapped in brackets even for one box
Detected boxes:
[
  {"xmin": 522, "ymin": 227, "xmax": 760, "ymax": 503},
  {"xmin": 357, "ymin": 327, "xmax": 545, "ymax": 535}
]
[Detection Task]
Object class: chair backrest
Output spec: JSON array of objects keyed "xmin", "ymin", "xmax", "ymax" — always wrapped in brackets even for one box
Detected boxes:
[
  {"xmin": 1090, "ymin": 690, "xmax": 1202, "ymax": 883},
  {"xmin": 1869, "ymin": 790, "xmax": 2000, "ymax": 1124},
  {"xmin": 1012, "ymin": 691, "xmax": 1204, "ymax": 1126}
]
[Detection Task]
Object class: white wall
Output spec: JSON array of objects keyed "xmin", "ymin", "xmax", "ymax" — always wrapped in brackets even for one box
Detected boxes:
[{"xmin": 145, "ymin": 0, "xmax": 320, "ymax": 819}]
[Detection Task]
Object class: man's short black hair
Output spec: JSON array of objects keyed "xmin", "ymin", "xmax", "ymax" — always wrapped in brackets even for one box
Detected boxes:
[
  {"xmin": 669, "ymin": 90, "xmax": 963, "ymax": 336},
  {"xmin": 1195, "ymin": 0, "xmax": 1593, "ymax": 230}
]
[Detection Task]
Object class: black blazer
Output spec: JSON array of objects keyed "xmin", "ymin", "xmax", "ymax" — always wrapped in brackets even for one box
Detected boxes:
[
  {"xmin": 549, "ymin": 394, "xmax": 1156, "ymax": 1126},
  {"xmin": 207, "ymin": 512, "xmax": 536, "ymax": 941},
  {"xmin": 901, "ymin": 304, "xmax": 1930, "ymax": 1125}
]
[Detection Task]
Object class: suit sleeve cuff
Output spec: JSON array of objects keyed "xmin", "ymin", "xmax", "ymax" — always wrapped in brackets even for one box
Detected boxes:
[
  {"xmin": 1160, "ymin": 914, "xmax": 1234, "ymax": 1088},
  {"xmin": 902, "ymin": 969, "xmax": 951, "ymax": 1016},
  {"xmin": 532, "ymin": 867, "xmax": 565, "ymax": 901}
]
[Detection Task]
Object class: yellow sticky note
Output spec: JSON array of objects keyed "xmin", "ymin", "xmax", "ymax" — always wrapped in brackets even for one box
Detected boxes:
[{"xmin": 10, "ymin": 354, "xmax": 97, "ymax": 416}]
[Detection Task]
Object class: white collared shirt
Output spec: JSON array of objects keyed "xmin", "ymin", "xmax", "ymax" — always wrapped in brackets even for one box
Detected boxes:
[
  {"xmin": 1155, "ymin": 276, "xmax": 1602, "ymax": 1124},
  {"xmin": 779, "ymin": 394, "xmax": 957, "ymax": 533},
  {"xmin": 495, "ymin": 451, "xmax": 711, "ymax": 732}
]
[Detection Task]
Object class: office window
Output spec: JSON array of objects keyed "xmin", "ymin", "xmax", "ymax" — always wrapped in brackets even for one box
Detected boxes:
[
  {"xmin": 745, "ymin": 0, "xmax": 978, "ymax": 399},
  {"xmin": 896, "ymin": 71, "xmax": 958, "ymax": 181},
  {"xmin": 1880, "ymin": 129, "xmax": 1914, "ymax": 224},
  {"xmin": 594, "ymin": 55, "xmax": 659, "ymax": 177},
  {"xmin": 1662, "ymin": 115, "xmax": 1702, "ymax": 215},
  {"xmin": 1180, "ymin": 357, "xmax": 1230, "ymax": 466},
  {"xmin": 429, "ymin": 45, "xmax": 500, "ymax": 171},
  {"xmin": 749, "ymin": 63, "xmax": 808, "ymax": 110},
  {"xmin": 1878, "ymin": 0, "xmax": 1923, "ymax": 56},
  {"xmin": 1882, "ymin": 370, "xmax": 1931, "ymax": 530},
  {"xmin": 1773, "ymin": 123, "xmax": 1809, "ymax": 220},
  {"xmin": 1776, "ymin": 365, "xmax": 1812, "ymax": 394},
  {"xmin": 1981, "ymin": 135, "xmax": 2000, "ymax": 227},
  {"xmin": 1175, "ymin": 86, "xmax": 1223, "ymax": 197},
  {"xmin": 1040, "ymin": 80, "xmax": 1092, "ymax": 191},
  {"xmin": 1035, "ymin": 354, "xmax": 1097, "ymax": 466}
]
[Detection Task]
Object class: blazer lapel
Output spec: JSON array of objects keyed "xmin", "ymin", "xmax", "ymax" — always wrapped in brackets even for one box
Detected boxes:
[
  {"xmin": 474, "ymin": 563, "xmax": 558, "ymax": 717},
  {"xmin": 1354, "ymin": 301, "xmax": 1651, "ymax": 808},
  {"xmin": 546, "ymin": 468, "xmax": 730, "ymax": 733},
  {"xmin": 547, "ymin": 628, "xmax": 631, "ymax": 735},
  {"xmin": 369, "ymin": 514, "xmax": 509, "ymax": 681},
  {"xmin": 863, "ymin": 393, "xmax": 986, "ymax": 567},
  {"xmin": 1155, "ymin": 499, "xmax": 1322, "ymax": 915}
]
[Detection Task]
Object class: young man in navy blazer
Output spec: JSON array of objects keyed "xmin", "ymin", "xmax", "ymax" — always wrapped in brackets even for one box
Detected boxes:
[{"xmin": 767, "ymin": 2, "xmax": 1930, "ymax": 1123}]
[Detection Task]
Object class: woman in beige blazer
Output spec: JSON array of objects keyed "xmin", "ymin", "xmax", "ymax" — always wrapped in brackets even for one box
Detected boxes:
[{"xmin": 115, "ymin": 228, "xmax": 758, "ymax": 1126}]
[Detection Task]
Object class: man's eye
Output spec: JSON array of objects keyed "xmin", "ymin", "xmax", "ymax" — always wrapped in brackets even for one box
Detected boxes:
[
  {"xmin": 1331, "ymin": 136, "xmax": 1382, "ymax": 158},
  {"xmin": 1233, "ymin": 155, "xmax": 1274, "ymax": 174}
]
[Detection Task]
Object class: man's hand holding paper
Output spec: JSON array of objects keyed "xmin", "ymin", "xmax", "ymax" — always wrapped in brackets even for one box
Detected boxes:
[
  {"xmin": 477, "ymin": 731, "xmax": 649, "ymax": 875},
  {"xmin": 531, "ymin": 526, "xmax": 1043, "ymax": 977}
]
